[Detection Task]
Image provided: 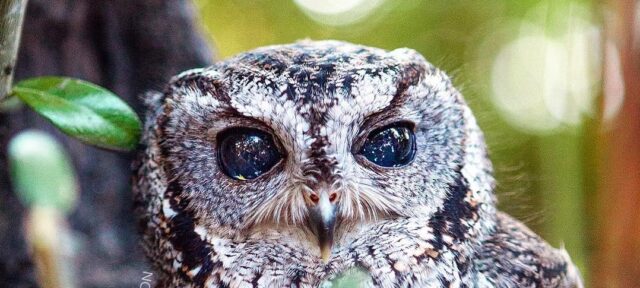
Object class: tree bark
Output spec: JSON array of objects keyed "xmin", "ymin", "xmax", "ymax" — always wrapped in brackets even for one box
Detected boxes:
[{"xmin": 0, "ymin": 0, "xmax": 214, "ymax": 287}]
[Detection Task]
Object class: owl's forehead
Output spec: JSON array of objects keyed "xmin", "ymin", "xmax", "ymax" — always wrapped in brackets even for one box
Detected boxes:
[{"xmin": 213, "ymin": 41, "xmax": 425, "ymax": 125}]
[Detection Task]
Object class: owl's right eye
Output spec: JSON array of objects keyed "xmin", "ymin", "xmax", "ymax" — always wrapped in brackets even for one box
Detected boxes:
[
  {"xmin": 217, "ymin": 128, "xmax": 283, "ymax": 181},
  {"xmin": 358, "ymin": 122, "xmax": 416, "ymax": 168}
]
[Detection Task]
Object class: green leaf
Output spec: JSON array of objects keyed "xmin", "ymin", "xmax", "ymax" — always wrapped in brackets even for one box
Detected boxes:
[
  {"xmin": 12, "ymin": 76, "xmax": 141, "ymax": 151},
  {"xmin": 8, "ymin": 130, "xmax": 78, "ymax": 214},
  {"xmin": 321, "ymin": 267, "xmax": 370, "ymax": 288}
]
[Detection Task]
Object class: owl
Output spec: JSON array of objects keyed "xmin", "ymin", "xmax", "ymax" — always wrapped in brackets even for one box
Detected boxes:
[{"xmin": 133, "ymin": 40, "xmax": 582, "ymax": 288}]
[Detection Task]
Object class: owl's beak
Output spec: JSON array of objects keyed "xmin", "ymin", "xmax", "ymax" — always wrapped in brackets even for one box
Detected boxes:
[{"xmin": 308, "ymin": 191, "xmax": 338, "ymax": 263}]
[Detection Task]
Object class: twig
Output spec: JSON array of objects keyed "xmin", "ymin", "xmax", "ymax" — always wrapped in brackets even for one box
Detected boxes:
[{"xmin": 0, "ymin": 0, "xmax": 27, "ymax": 101}]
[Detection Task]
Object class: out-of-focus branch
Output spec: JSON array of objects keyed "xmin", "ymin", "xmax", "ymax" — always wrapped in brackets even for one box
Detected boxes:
[
  {"xmin": 596, "ymin": 0, "xmax": 640, "ymax": 287},
  {"xmin": 0, "ymin": 0, "xmax": 27, "ymax": 100}
]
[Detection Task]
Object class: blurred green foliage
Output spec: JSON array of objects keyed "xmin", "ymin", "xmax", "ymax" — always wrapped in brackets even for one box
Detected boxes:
[
  {"xmin": 8, "ymin": 130, "xmax": 78, "ymax": 213},
  {"xmin": 195, "ymin": 0, "xmax": 599, "ymax": 280}
]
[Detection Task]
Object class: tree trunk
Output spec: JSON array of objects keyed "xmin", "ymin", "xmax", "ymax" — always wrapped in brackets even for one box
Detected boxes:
[
  {"xmin": 0, "ymin": 1, "xmax": 214, "ymax": 287},
  {"xmin": 595, "ymin": 0, "xmax": 640, "ymax": 287}
]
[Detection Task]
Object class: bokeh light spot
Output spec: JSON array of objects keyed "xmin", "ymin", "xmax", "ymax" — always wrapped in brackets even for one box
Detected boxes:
[
  {"xmin": 293, "ymin": 0, "xmax": 385, "ymax": 26},
  {"xmin": 489, "ymin": 4, "xmax": 601, "ymax": 134}
]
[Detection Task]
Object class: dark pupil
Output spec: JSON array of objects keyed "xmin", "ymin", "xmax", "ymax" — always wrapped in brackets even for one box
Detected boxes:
[
  {"xmin": 360, "ymin": 125, "xmax": 416, "ymax": 167},
  {"xmin": 218, "ymin": 129, "xmax": 282, "ymax": 180}
]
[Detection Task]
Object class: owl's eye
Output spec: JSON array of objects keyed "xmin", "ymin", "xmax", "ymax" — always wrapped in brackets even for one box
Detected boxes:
[
  {"xmin": 359, "ymin": 123, "xmax": 416, "ymax": 167},
  {"xmin": 217, "ymin": 128, "xmax": 283, "ymax": 180}
]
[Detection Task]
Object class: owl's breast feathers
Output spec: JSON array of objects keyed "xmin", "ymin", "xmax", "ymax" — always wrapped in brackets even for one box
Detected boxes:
[{"xmin": 473, "ymin": 212, "xmax": 583, "ymax": 288}]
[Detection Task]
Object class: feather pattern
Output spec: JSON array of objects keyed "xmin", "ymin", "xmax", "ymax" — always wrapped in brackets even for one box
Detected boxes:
[{"xmin": 133, "ymin": 40, "xmax": 582, "ymax": 287}]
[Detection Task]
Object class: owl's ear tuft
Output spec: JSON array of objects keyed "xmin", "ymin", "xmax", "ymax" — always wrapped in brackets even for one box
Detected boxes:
[
  {"xmin": 165, "ymin": 68, "xmax": 228, "ymax": 103},
  {"xmin": 389, "ymin": 48, "xmax": 438, "ymax": 79},
  {"xmin": 389, "ymin": 48, "xmax": 429, "ymax": 65}
]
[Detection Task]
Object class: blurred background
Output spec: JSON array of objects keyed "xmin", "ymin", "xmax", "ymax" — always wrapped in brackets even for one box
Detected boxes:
[
  {"xmin": 1, "ymin": 0, "xmax": 637, "ymax": 287},
  {"xmin": 193, "ymin": 0, "xmax": 638, "ymax": 287}
]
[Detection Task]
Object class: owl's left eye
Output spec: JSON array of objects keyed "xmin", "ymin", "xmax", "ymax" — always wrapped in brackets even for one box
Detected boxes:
[
  {"xmin": 358, "ymin": 123, "xmax": 416, "ymax": 168},
  {"xmin": 217, "ymin": 128, "xmax": 283, "ymax": 180}
]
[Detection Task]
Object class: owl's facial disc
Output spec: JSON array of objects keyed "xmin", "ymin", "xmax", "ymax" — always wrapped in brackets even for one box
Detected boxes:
[
  {"xmin": 307, "ymin": 190, "xmax": 339, "ymax": 263},
  {"xmin": 160, "ymin": 42, "xmax": 473, "ymax": 265}
]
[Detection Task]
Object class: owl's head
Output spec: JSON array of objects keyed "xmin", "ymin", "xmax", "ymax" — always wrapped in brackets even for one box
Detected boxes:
[{"xmin": 151, "ymin": 40, "xmax": 495, "ymax": 262}]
